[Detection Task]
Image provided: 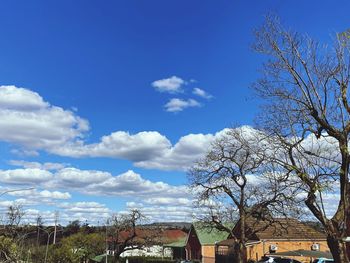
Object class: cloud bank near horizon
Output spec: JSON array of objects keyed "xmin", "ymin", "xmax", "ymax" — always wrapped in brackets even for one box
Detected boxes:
[{"xmin": 0, "ymin": 163, "xmax": 196, "ymax": 224}]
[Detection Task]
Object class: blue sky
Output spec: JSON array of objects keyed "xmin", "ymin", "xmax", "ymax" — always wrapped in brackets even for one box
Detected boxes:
[{"xmin": 0, "ymin": 0, "xmax": 348, "ymax": 225}]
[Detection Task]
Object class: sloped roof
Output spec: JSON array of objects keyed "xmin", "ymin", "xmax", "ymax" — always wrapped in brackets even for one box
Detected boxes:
[
  {"xmin": 107, "ymin": 228, "xmax": 187, "ymax": 245},
  {"xmin": 162, "ymin": 229, "xmax": 188, "ymax": 243},
  {"xmin": 192, "ymin": 222, "xmax": 232, "ymax": 245},
  {"xmin": 234, "ymin": 218, "xmax": 326, "ymax": 241}
]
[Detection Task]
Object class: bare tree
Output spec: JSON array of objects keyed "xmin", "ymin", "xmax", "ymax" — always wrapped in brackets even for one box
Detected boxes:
[
  {"xmin": 188, "ymin": 127, "xmax": 299, "ymax": 263},
  {"xmin": 253, "ymin": 15, "xmax": 350, "ymax": 262},
  {"xmin": 108, "ymin": 209, "xmax": 160, "ymax": 263},
  {"xmin": 6, "ymin": 204, "xmax": 25, "ymax": 239}
]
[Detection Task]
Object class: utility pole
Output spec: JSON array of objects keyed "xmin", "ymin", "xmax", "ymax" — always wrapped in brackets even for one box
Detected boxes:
[
  {"xmin": 53, "ymin": 211, "xmax": 59, "ymax": 245},
  {"xmin": 106, "ymin": 218, "xmax": 109, "ymax": 263}
]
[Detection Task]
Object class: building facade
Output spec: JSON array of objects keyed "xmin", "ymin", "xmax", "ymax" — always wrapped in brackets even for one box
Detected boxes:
[
  {"xmin": 185, "ymin": 223, "xmax": 231, "ymax": 263},
  {"xmin": 215, "ymin": 218, "xmax": 329, "ymax": 263}
]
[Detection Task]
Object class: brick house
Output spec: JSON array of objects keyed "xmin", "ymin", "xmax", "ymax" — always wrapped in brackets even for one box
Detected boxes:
[
  {"xmin": 215, "ymin": 218, "xmax": 329, "ymax": 263},
  {"xmin": 185, "ymin": 223, "xmax": 232, "ymax": 263}
]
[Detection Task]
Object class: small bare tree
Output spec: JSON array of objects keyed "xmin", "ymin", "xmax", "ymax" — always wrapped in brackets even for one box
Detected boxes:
[
  {"xmin": 253, "ymin": 15, "xmax": 350, "ymax": 262},
  {"xmin": 189, "ymin": 127, "xmax": 299, "ymax": 263},
  {"xmin": 108, "ymin": 209, "xmax": 160, "ymax": 263},
  {"xmin": 6, "ymin": 204, "xmax": 25, "ymax": 239}
]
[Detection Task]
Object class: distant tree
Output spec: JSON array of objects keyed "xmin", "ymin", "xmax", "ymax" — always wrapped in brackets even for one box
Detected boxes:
[
  {"xmin": 189, "ymin": 127, "xmax": 299, "ymax": 263},
  {"xmin": 52, "ymin": 232, "xmax": 105, "ymax": 263},
  {"xmin": 36, "ymin": 214, "xmax": 44, "ymax": 246},
  {"xmin": 65, "ymin": 220, "xmax": 81, "ymax": 236},
  {"xmin": 6, "ymin": 204, "xmax": 25, "ymax": 238},
  {"xmin": 253, "ymin": 15, "xmax": 350, "ymax": 262}
]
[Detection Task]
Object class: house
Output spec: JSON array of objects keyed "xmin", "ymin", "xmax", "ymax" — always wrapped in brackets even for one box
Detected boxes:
[
  {"xmin": 185, "ymin": 223, "xmax": 232, "ymax": 263},
  {"xmin": 215, "ymin": 218, "xmax": 329, "ymax": 263},
  {"xmin": 106, "ymin": 228, "xmax": 188, "ymax": 258},
  {"xmin": 163, "ymin": 236, "xmax": 187, "ymax": 260}
]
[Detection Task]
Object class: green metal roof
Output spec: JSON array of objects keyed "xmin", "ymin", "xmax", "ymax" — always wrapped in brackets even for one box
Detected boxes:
[{"xmin": 192, "ymin": 222, "xmax": 233, "ymax": 245}]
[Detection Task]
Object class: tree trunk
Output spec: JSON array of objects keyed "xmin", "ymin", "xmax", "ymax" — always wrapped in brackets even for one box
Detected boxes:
[
  {"xmin": 327, "ymin": 234, "xmax": 349, "ymax": 263},
  {"xmin": 113, "ymin": 252, "xmax": 122, "ymax": 263},
  {"xmin": 234, "ymin": 242, "xmax": 246, "ymax": 263}
]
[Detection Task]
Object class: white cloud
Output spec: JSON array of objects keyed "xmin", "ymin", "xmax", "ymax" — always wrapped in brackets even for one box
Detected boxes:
[
  {"xmin": 55, "ymin": 168, "xmax": 111, "ymax": 187},
  {"xmin": 49, "ymin": 130, "xmax": 215, "ymax": 171},
  {"xmin": 51, "ymin": 131, "xmax": 172, "ymax": 165},
  {"xmin": 22, "ymin": 203, "xmax": 111, "ymax": 225},
  {"xmin": 151, "ymin": 76, "xmax": 185, "ymax": 94},
  {"xmin": 50, "ymin": 129, "xmax": 229, "ymax": 171},
  {"xmin": 143, "ymin": 197, "xmax": 191, "ymax": 206},
  {"xmin": 9, "ymin": 160, "xmax": 67, "ymax": 170},
  {"xmin": 0, "ymin": 165, "xmax": 196, "ymax": 223},
  {"xmin": 10, "ymin": 149, "xmax": 39, "ymax": 157},
  {"xmin": 85, "ymin": 170, "xmax": 190, "ymax": 199},
  {"xmin": 39, "ymin": 190, "xmax": 71, "ymax": 199},
  {"xmin": 192, "ymin": 88, "xmax": 213, "ymax": 99},
  {"xmin": 135, "ymin": 130, "xmax": 229, "ymax": 170},
  {"xmin": 8, "ymin": 189, "xmax": 71, "ymax": 200},
  {"xmin": 0, "ymin": 168, "xmax": 53, "ymax": 185},
  {"xmin": 164, "ymin": 98, "xmax": 201, "ymax": 112},
  {"xmin": 0, "ymin": 86, "xmax": 48, "ymax": 111},
  {"xmin": 0, "ymin": 86, "xmax": 215, "ymax": 171},
  {"xmin": 0, "ymin": 166, "xmax": 191, "ymax": 202},
  {"xmin": 0, "ymin": 85, "xmax": 89, "ymax": 151},
  {"xmin": 58, "ymin": 201, "xmax": 110, "ymax": 214}
]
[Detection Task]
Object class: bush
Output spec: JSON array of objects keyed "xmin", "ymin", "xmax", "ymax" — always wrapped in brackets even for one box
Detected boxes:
[{"xmin": 126, "ymin": 256, "xmax": 176, "ymax": 263}]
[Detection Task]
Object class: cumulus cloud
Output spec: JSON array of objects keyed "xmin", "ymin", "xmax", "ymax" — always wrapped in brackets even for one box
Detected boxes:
[
  {"xmin": 48, "ymin": 129, "xmax": 227, "ymax": 171},
  {"xmin": 126, "ymin": 203, "xmax": 195, "ymax": 222},
  {"xmin": 192, "ymin": 88, "xmax": 213, "ymax": 99},
  {"xmin": 50, "ymin": 129, "xmax": 230, "ymax": 171},
  {"xmin": 85, "ymin": 170, "xmax": 190, "ymax": 199},
  {"xmin": 9, "ymin": 160, "xmax": 67, "ymax": 170},
  {"xmin": 151, "ymin": 76, "xmax": 185, "ymax": 94},
  {"xmin": 55, "ymin": 168, "xmax": 111, "ymax": 187},
  {"xmin": 10, "ymin": 148, "xmax": 39, "ymax": 157},
  {"xmin": 135, "ymin": 130, "xmax": 228, "ymax": 170},
  {"xmin": 164, "ymin": 98, "xmax": 201, "ymax": 112},
  {"xmin": 143, "ymin": 197, "xmax": 191, "ymax": 206},
  {"xmin": 0, "ymin": 166, "xmax": 194, "ymax": 223},
  {"xmin": 22, "ymin": 203, "xmax": 111, "ymax": 225},
  {"xmin": 0, "ymin": 168, "xmax": 53, "ymax": 185},
  {"xmin": 0, "ymin": 86, "xmax": 48, "ymax": 110},
  {"xmin": 8, "ymin": 188, "xmax": 71, "ymax": 200},
  {"xmin": 0, "ymin": 166, "xmax": 191, "ymax": 201},
  {"xmin": 0, "ymin": 85, "xmax": 89, "ymax": 151},
  {"xmin": 58, "ymin": 201, "xmax": 110, "ymax": 214},
  {"xmin": 52, "ymin": 131, "xmax": 171, "ymax": 161},
  {"xmin": 0, "ymin": 86, "xmax": 216, "ymax": 171}
]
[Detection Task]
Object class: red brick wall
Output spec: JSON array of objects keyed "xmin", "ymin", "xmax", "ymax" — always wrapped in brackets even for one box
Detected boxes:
[{"xmin": 186, "ymin": 227, "xmax": 201, "ymax": 260}]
